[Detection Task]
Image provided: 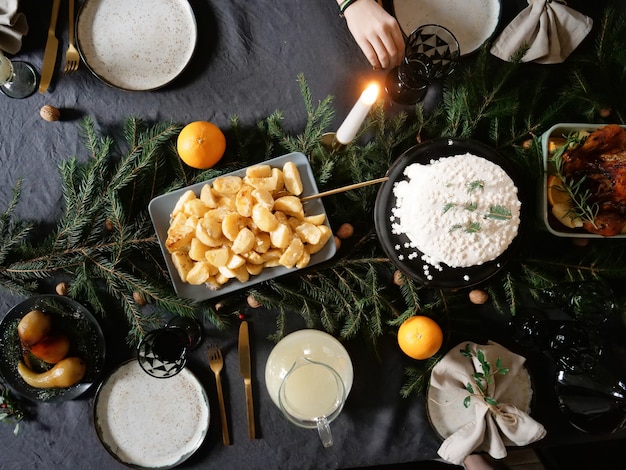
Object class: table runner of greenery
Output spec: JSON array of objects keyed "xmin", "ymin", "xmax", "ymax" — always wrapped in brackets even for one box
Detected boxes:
[{"xmin": 1, "ymin": 6, "xmax": 625, "ymax": 401}]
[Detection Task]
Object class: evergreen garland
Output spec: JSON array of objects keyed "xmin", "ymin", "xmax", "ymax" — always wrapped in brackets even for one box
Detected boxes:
[{"xmin": 1, "ymin": 7, "xmax": 625, "ymax": 398}]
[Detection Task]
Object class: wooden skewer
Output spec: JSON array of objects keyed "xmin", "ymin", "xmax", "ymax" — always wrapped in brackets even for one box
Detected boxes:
[{"xmin": 300, "ymin": 177, "xmax": 390, "ymax": 202}]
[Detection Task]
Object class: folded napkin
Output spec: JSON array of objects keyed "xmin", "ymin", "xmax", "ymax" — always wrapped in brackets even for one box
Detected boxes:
[
  {"xmin": 430, "ymin": 341, "xmax": 546, "ymax": 466},
  {"xmin": 490, "ymin": 0, "xmax": 592, "ymax": 64},
  {"xmin": 0, "ymin": 0, "xmax": 28, "ymax": 55}
]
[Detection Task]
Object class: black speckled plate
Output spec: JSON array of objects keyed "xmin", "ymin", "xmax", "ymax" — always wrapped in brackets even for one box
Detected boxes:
[
  {"xmin": 374, "ymin": 138, "xmax": 524, "ymax": 288},
  {"xmin": 0, "ymin": 295, "xmax": 105, "ymax": 402}
]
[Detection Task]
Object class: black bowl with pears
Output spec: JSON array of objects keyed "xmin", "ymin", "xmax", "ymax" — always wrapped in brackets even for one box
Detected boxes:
[{"xmin": 0, "ymin": 295, "xmax": 105, "ymax": 402}]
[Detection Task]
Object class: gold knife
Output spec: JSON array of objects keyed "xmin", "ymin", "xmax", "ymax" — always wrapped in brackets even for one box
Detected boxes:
[
  {"xmin": 238, "ymin": 321, "xmax": 255, "ymax": 439},
  {"xmin": 39, "ymin": 0, "xmax": 62, "ymax": 93}
]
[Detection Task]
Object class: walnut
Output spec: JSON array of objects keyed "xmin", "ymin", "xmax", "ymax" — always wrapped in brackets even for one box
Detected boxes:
[
  {"xmin": 393, "ymin": 270, "xmax": 404, "ymax": 286},
  {"xmin": 469, "ymin": 289, "xmax": 489, "ymax": 305},
  {"xmin": 40, "ymin": 105, "xmax": 61, "ymax": 122},
  {"xmin": 133, "ymin": 291, "xmax": 147, "ymax": 306},
  {"xmin": 247, "ymin": 295, "xmax": 261, "ymax": 308},
  {"xmin": 55, "ymin": 282, "xmax": 68, "ymax": 296},
  {"xmin": 336, "ymin": 223, "xmax": 354, "ymax": 239}
]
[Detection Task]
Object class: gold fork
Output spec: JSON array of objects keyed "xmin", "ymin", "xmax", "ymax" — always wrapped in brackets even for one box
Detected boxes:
[
  {"xmin": 208, "ymin": 345, "xmax": 230, "ymax": 445},
  {"xmin": 63, "ymin": 0, "xmax": 80, "ymax": 74}
]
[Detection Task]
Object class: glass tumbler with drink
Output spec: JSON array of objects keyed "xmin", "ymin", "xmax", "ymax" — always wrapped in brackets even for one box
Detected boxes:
[{"xmin": 0, "ymin": 50, "xmax": 38, "ymax": 99}]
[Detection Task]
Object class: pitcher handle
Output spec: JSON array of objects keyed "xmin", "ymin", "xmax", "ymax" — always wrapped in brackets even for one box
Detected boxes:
[{"xmin": 316, "ymin": 417, "xmax": 333, "ymax": 448}]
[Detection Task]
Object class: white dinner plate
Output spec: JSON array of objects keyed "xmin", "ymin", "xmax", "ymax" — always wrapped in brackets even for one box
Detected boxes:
[
  {"xmin": 387, "ymin": 0, "xmax": 501, "ymax": 56},
  {"xmin": 148, "ymin": 152, "xmax": 337, "ymax": 301},
  {"xmin": 94, "ymin": 360, "xmax": 209, "ymax": 469},
  {"xmin": 76, "ymin": 0, "xmax": 197, "ymax": 91},
  {"xmin": 265, "ymin": 329, "xmax": 353, "ymax": 409}
]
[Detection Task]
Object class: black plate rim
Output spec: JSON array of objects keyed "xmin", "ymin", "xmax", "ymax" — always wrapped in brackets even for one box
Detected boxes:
[{"xmin": 374, "ymin": 137, "xmax": 525, "ymax": 288}]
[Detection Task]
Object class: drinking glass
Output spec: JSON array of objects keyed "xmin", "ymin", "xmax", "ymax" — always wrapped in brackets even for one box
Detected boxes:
[
  {"xmin": 385, "ymin": 24, "xmax": 460, "ymax": 105},
  {"xmin": 0, "ymin": 50, "xmax": 38, "ymax": 99},
  {"xmin": 137, "ymin": 317, "xmax": 203, "ymax": 378}
]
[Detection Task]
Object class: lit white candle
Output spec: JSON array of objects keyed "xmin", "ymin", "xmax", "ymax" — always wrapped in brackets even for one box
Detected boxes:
[{"xmin": 335, "ymin": 83, "xmax": 380, "ymax": 145}]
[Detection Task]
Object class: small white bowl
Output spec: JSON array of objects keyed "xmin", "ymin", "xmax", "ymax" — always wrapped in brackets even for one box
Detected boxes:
[{"xmin": 541, "ymin": 123, "xmax": 626, "ymax": 238}]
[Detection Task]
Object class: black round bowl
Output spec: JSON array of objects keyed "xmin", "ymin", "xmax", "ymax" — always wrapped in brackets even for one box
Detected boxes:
[
  {"xmin": 0, "ymin": 295, "xmax": 106, "ymax": 402},
  {"xmin": 374, "ymin": 138, "xmax": 524, "ymax": 288}
]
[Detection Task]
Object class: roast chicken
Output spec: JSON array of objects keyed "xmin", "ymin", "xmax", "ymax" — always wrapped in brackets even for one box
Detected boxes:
[{"xmin": 561, "ymin": 124, "xmax": 626, "ymax": 236}]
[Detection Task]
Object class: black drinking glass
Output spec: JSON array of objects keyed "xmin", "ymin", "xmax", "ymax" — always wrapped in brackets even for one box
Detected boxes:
[
  {"xmin": 137, "ymin": 317, "xmax": 203, "ymax": 378},
  {"xmin": 385, "ymin": 24, "xmax": 460, "ymax": 105}
]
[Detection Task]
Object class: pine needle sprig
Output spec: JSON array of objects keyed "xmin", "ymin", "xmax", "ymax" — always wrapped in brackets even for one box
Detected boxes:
[
  {"xmin": 400, "ymin": 357, "xmax": 441, "ymax": 398},
  {"xmin": 0, "ymin": 180, "xmax": 33, "ymax": 268}
]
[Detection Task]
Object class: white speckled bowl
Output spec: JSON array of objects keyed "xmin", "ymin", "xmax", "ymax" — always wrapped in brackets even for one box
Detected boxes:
[{"xmin": 77, "ymin": 0, "xmax": 197, "ymax": 91}]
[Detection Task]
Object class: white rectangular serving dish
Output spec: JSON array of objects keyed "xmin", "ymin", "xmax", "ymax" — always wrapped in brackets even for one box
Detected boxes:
[
  {"xmin": 541, "ymin": 123, "xmax": 626, "ymax": 238},
  {"xmin": 149, "ymin": 152, "xmax": 336, "ymax": 300}
]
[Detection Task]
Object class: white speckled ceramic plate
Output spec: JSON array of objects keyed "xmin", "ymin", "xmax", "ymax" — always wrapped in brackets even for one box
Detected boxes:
[
  {"xmin": 94, "ymin": 360, "xmax": 209, "ymax": 469},
  {"xmin": 385, "ymin": 0, "xmax": 501, "ymax": 55},
  {"xmin": 76, "ymin": 0, "xmax": 197, "ymax": 91}
]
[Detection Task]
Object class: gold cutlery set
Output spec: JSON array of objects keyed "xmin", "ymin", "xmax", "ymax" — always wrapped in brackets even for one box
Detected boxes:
[
  {"xmin": 40, "ymin": 0, "xmax": 79, "ymax": 93},
  {"xmin": 208, "ymin": 321, "xmax": 256, "ymax": 445}
]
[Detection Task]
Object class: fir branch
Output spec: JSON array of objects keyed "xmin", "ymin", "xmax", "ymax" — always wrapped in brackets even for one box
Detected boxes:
[{"xmin": 400, "ymin": 356, "xmax": 440, "ymax": 397}]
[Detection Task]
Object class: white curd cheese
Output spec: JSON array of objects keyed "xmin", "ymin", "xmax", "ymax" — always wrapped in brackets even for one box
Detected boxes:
[{"xmin": 391, "ymin": 153, "xmax": 521, "ymax": 268}]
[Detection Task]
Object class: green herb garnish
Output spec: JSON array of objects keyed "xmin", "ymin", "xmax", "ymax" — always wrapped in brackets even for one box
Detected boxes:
[
  {"xmin": 486, "ymin": 205, "xmax": 512, "ymax": 220},
  {"xmin": 467, "ymin": 180, "xmax": 485, "ymax": 193},
  {"xmin": 550, "ymin": 132, "xmax": 600, "ymax": 228},
  {"xmin": 442, "ymin": 202, "xmax": 455, "ymax": 213},
  {"xmin": 461, "ymin": 343, "xmax": 509, "ymax": 408},
  {"xmin": 464, "ymin": 202, "xmax": 478, "ymax": 212},
  {"xmin": 465, "ymin": 222, "xmax": 481, "ymax": 233},
  {"xmin": 0, "ymin": 385, "xmax": 25, "ymax": 435}
]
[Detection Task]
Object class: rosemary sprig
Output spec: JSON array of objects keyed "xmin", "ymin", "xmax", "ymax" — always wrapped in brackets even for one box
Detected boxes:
[
  {"xmin": 486, "ymin": 205, "xmax": 512, "ymax": 220},
  {"xmin": 465, "ymin": 222, "xmax": 481, "ymax": 233},
  {"xmin": 461, "ymin": 343, "xmax": 509, "ymax": 408},
  {"xmin": 549, "ymin": 132, "xmax": 600, "ymax": 228},
  {"xmin": 464, "ymin": 201, "xmax": 478, "ymax": 212},
  {"xmin": 467, "ymin": 180, "xmax": 485, "ymax": 193}
]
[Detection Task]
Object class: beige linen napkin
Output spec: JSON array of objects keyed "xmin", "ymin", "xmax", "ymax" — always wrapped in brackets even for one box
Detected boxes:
[
  {"xmin": 490, "ymin": 0, "xmax": 592, "ymax": 64},
  {"xmin": 0, "ymin": 0, "xmax": 28, "ymax": 54},
  {"xmin": 430, "ymin": 341, "xmax": 546, "ymax": 466}
]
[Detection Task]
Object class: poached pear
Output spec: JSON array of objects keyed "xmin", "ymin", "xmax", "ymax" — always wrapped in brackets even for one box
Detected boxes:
[
  {"xmin": 17, "ymin": 309, "xmax": 52, "ymax": 348},
  {"xmin": 29, "ymin": 333, "xmax": 71, "ymax": 364},
  {"xmin": 17, "ymin": 357, "xmax": 86, "ymax": 389}
]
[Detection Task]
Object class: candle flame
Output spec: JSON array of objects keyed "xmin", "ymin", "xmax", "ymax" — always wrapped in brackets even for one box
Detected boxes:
[{"xmin": 362, "ymin": 83, "xmax": 379, "ymax": 105}]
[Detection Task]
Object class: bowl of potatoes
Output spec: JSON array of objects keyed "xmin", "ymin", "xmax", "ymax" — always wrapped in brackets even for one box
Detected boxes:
[{"xmin": 149, "ymin": 152, "xmax": 337, "ymax": 301}]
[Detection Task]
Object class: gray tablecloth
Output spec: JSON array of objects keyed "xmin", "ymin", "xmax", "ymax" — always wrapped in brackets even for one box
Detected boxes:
[{"xmin": 0, "ymin": 1, "xmax": 443, "ymax": 469}]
